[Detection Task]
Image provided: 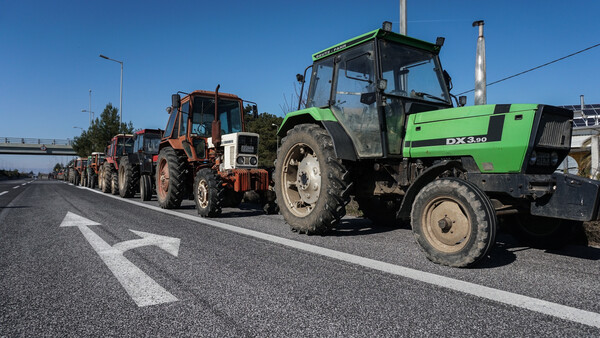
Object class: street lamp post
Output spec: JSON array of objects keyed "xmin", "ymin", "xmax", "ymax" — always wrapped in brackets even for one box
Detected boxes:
[
  {"xmin": 99, "ymin": 54, "xmax": 123, "ymax": 131},
  {"xmin": 81, "ymin": 109, "xmax": 94, "ymax": 125}
]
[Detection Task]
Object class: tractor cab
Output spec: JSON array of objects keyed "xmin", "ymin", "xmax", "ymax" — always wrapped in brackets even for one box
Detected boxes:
[
  {"xmin": 292, "ymin": 23, "xmax": 453, "ymax": 158},
  {"xmin": 162, "ymin": 88, "xmax": 259, "ymax": 170}
]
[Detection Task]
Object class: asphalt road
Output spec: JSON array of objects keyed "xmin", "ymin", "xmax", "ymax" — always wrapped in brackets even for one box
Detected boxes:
[{"xmin": 1, "ymin": 179, "xmax": 600, "ymax": 336}]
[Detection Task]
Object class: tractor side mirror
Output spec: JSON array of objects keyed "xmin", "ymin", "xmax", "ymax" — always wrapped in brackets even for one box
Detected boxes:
[
  {"xmin": 171, "ymin": 94, "xmax": 181, "ymax": 109},
  {"xmin": 296, "ymin": 74, "xmax": 304, "ymax": 83},
  {"xmin": 360, "ymin": 92, "xmax": 377, "ymax": 105},
  {"xmin": 211, "ymin": 120, "xmax": 222, "ymax": 145},
  {"xmin": 459, "ymin": 96, "xmax": 467, "ymax": 107},
  {"xmin": 252, "ymin": 105, "xmax": 258, "ymax": 118}
]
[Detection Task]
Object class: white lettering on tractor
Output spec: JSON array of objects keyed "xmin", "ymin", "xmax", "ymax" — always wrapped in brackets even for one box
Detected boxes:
[{"xmin": 446, "ymin": 136, "xmax": 488, "ymax": 145}]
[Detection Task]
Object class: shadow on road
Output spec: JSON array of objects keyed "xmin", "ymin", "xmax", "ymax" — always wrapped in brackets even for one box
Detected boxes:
[{"xmin": 330, "ymin": 217, "xmax": 404, "ymax": 237}]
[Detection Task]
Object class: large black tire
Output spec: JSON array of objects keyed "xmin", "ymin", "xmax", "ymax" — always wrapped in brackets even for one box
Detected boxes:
[
  {"xmin": 74, "ymin": 172, "xmax": 80, "ymax": 186},
  {"xmin": 140, "ymin": 174, "xmax": 152, "ymax": 201},
  {"xmin": 194, "ymin": 168, "xmax": 224, "ymax": 217},
  {"xmin": 156, "ymin": 147, "xmax": 188, "ymax": 209},
  {"xmin": 118, "ymin": 157, "xmax": 139, "ymax": 198},
  {"xmin": 110, "ymin": 169, "xmax": 119, "ymax": 195},
  {"xmin": 411, "ymin": 178, "xmax": 497, "ymax": 267},
  {"xmin": 90, "ymin": 175, "xmax": 97, "ymax": 189},
  {"xmin": 507, "ymin": 214, "xmax": 579, "ymax": 249},
  {"xmin": 101, "ymin": 163, "xmax": 112, "ymax": 193},
  {"xmin": 274, "ymin": 124, "xmax": 352, "ymax": 234},
  {"xmin": 355, "ymin": 195, "xmax": 403, "ymax": 227}
]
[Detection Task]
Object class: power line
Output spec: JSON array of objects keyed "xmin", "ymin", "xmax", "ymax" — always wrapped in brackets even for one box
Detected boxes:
[{"xmin": 456, "ymin": 42, "xmax": 600, "ymax": 96}]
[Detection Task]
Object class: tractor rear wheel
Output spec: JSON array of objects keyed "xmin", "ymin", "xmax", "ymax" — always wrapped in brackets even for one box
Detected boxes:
[
  {"xmin": 156, "ymin": 147, "xmax": 188, "ymax": 209},
  {"xmin": 118, "ymin": 157, "xmax": 139, "ymax": 198},
  {"xmin": 91, "ymin": 175, "xmax": 97, "ymax": 189},
  {"xmin": 411, "ymin": 178, "xmax": 497, "ymax": 267},
  {"xmin": 140, "ymin": 174, "xmax": 152, "ymax": 201},
  {"xmin": 74, "ymin": 172, "xmax": 80, "ymax": 186},
  {"xmin": 194, "ymin": 168, "xmax": 224, "ymax": 217},
  {"xmin": 275, "ymin": 124, "xmax": 351, "ymax": 234},
  {"xmin": 507, "ymin": 214, "xmax": 578, "ymax": 249}
]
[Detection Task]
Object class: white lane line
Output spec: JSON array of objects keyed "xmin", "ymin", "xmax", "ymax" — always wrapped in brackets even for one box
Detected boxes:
[
  {"xmin": 21, "ymin": 183, "xmax": 27, "ymax": 186},
  {"xmin": 82, "ymin": 186, "xmax": 600, "ymax": 328},
  {"xmin": 12, "ymin": 186, "xmax": 19, "ymax": 189},
  {"xmin": 0, "ymin": 191, "xmax": 7, "ymax": 196}
]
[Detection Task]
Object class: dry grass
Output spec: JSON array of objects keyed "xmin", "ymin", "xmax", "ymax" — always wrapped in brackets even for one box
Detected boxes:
[{"xmin": 583, "ymin": 221, "xmax": 600, "ymax": 247}]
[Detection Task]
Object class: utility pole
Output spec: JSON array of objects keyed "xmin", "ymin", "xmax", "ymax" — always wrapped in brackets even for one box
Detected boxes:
[{"xmin": 399, "ymin": 0, "xmax": 407, "ymax": 35}]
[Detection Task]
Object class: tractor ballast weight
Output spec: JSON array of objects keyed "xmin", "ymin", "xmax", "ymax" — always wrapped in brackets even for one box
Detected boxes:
[
  {"xmin": 156, "ymin": 87, "xmax": 270, "ymax": 216},
  {"xmin": 274, "ymin": 22, "xmax": 600, "ymax": 267}
]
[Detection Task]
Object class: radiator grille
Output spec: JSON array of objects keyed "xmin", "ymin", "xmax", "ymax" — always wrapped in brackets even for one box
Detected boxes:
[{"xmin": 535, "ymin": 112, "xmax": 572, "ymax": 149}]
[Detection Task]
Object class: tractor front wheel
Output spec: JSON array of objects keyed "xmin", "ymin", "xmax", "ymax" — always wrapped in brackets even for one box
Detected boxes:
[
  {"xmin": 411, "ymin": 178, "xmax": 497, "ymax": 267},
  {"xmin": 101, "ymin": 163, "xmax": 112, "ymax": 193},
  {"xmin": 118, "ymin": 157, "xmax": 139, "ymax": 198},
  {"xmin": 156, "ymin": 147, "xmax": 187, "ymax": 209},
  {"xmin": 194, "ymin": 168, "xmax": 223, "ymax": 217},
  {"xmin": 274, "ymin": 124, "xmax": 351, "ymax": 234},
  {"xmin": 140, "ymin": 174, "xmax": 152, "ymax": 201}
]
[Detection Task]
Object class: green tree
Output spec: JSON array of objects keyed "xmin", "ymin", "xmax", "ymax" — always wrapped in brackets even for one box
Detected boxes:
[
  {"xmin": 53, "ymin": 163, "xmax": 64, "ymax": 172},
  {"xmin": 244, "ymin": 105, "xmax": 282, "ymax": 168},
  {"xmin": 72, "ymin": 103, "xmax": 134, "ymax": 157}
]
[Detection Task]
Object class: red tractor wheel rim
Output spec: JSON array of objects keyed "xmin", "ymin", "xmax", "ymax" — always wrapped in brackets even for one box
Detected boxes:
[{"xmin": 157, "ymin": 158, "xmax": 169, "ymax": 198}]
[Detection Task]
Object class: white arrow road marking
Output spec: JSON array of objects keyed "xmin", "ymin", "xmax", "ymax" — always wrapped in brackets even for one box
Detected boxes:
[
  {"xmin": 60, "ymin": 212, "xmax": 178, "ymax": 307},
  {"xmin": 0, "ymin": 191, "xmax": 7, "ymax": 196},
  {"xmin": 113, "ymin": 230, "xmax": 180, "ymax": 257}
]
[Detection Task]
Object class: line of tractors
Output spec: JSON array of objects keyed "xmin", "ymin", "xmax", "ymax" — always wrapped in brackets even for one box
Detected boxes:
[
  {"xmin": 62, "ymin": 89, "xmax": 276, "ymax": 216},
  {"xmin": 58, "ymin": 22, "xmax": 600, "ymax": 268}
]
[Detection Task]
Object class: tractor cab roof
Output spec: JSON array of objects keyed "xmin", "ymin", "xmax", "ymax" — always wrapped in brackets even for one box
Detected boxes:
[
  {"xmin": 312, "ymin": 28, "xmax": 440, "ymax": 62},
  {"xmin": 181, "ymin": 90, "xmax": 241, "ymax": 104},
  {"xmin": 135, "ymin": 129, "xmax": 163, "ymax": 136}
]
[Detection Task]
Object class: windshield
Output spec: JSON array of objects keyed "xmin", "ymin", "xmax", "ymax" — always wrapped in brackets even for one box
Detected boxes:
[
  {"xmin": 191, "ymin": 97, "xmax": 242, "ymax": 137},
  {"xmin": 379, "ymin": 40, "xmax": 450, "ymax": 104},
  {"xmin": 144, "ymin": 135, "xmax": 160, "ymax": 154},
  {"xmin": 116, "ymin": 137, "xmax": 134, "ymax": 155}
]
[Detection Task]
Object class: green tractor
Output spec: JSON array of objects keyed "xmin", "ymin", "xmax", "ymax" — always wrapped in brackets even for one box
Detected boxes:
[{"xmin": 274, "ymin": 22, "xmax": 600, "ymax": 267}]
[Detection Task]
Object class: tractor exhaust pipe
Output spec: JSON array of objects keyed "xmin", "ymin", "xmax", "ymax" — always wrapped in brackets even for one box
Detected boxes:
[
  {"xmin": 473, "ymin": 20, "xmax": 486, "ymax": 105},
  {"xmin": 212, "ymin": 84, "xmax": 222, "ymax": 145}
]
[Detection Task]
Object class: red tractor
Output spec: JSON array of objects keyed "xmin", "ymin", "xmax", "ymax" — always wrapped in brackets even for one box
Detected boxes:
[
  {"xmin": 156, "ymin": 87, "xmax": 271, "ymax": 216},
  {"xmin": 100, "ymin": 134, "xmax": 134, "ymax": 195},
  {"xmin": 86, "ymin": 152, "xmax": 104, "ymax": 189},
  {"xmin": 118, "ymin": 129, "xmax": 163, "ymax": 200},
  {"xmin": 74, "ymin": 157, "xmax": 88, "ymax": 186}
]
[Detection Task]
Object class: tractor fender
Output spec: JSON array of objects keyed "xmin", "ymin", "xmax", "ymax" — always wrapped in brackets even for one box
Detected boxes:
[
  {"xmin": 278, "ymin": 111, "xmax": 357, "ymax": 161},
  {"xmin": 397, "ymin": 160, "xmax": 463, "ymax": 220}
]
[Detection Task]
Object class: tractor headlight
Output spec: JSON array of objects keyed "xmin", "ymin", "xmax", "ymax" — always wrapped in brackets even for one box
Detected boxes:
[
  {"xmin": 250, "ymin": 157, "xmax": 257, "ymax": 166},
  {"xmin": 550, "ymin": 152, "xmax": 559, "ymax": 166},
  {"xmin": 236, "ymin": 156, "xmax": 244, "ymax": 165},
  {"xmin": 529, "ymin": 150, "xmax": 537, "ymax": 166}
]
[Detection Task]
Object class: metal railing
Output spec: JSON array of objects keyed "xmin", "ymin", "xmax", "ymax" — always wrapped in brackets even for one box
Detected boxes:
[{"xmin": 0, "ymin": 137, "xmax": 73, "ymax": 146}]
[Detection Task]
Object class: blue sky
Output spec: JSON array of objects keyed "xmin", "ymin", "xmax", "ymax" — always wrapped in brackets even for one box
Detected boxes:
[{"xmin": 1, "ymin": 0, "xmax": 599, "ymax": 172}]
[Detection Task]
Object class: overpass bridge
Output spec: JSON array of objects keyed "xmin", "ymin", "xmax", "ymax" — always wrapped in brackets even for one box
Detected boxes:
[{"xmin": 0, "ymin": 137, "xmax": 76, "ymax": 156}]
